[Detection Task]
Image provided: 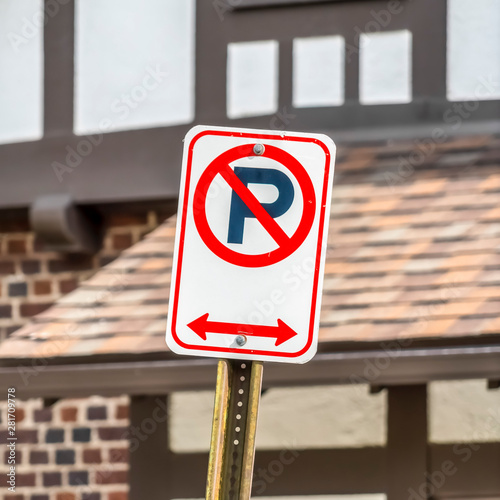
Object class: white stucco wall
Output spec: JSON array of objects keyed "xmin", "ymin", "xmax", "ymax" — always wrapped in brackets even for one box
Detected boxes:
[
  {"xmin": 170, "ymin": 380, "xmax": 500, "ymax": 450},
  {"xmin": 0, "ymin": 0, "xmax": 43, "ymax": 145},
  {"xmin": 447, "ymin": 0, "xmax": 500, "ymax": 101},
  {"xmin": 74, "ymin": 0, "xmax": 195, "ymax": 135},
  {"xmin": 430, "ymin": 379, "xmax": 500, "ymax": 443},
  {"xmin": 170, "ymin": 384, "xmax": 387, "ymax": 453}
]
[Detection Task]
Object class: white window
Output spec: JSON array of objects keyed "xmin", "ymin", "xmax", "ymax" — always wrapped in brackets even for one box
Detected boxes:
[
  {"xmin": 359, "ymin": 30, "xmax": 412, "ymax": 105},
  {"xmin": 227, "ymin": 40, "xmax": 279, "ymax": 119},
  {"xmin": 447, "ymin": 0, "xmax": 500, "ymax": 101},
  {"xmin": 293, "ymin": 36, "xmax": 345, "ymax": 108},
  {"xmin": 74, "ymin": 0, "xmax": 195, "ymax": 135},
  {"xmin": 0, "ymin": 0, "xmax": 43, "ymax": 145}
]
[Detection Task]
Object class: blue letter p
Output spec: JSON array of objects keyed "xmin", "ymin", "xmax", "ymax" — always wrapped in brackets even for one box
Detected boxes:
[{"xmin": 227, "ymin": 167, "xmax": 294, "ymax": 244}]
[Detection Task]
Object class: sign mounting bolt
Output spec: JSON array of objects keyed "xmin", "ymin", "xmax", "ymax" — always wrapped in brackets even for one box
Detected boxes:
[
  {"xmin": 235, "ymin": 335, "xmax": 247, "ymax": 346},
  {"xmin": 253, "ymin": 144, "xmax": 265, "ymax": 156}
]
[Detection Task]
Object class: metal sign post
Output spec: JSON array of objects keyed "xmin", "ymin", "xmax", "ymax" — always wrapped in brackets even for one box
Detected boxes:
[{"xmin": 206, "ymin": 359, "xmax": 263, "ymax": 499}]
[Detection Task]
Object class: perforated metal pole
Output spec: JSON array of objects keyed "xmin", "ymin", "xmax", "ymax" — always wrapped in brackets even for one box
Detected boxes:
[{"xmin": 206, "ymin": 359, "xmax": 264, "ymax": 500}]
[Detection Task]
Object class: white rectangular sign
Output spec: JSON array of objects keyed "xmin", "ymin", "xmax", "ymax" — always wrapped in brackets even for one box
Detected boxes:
[{"xmin": 166, "ymin": 125, "xmax": 335, "ymax": 363}]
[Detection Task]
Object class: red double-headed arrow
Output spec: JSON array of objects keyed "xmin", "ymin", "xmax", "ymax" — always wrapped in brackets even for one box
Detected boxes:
[{"xmin": 187, "ymin": 313, "xmax": 297, "ymax": 346}]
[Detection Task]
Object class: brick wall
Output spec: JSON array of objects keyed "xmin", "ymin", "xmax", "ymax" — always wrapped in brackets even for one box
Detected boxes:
[
  {"xmin": 0, "ymin": 396, "xmax": 130, "ymax": 500},
  {"xmin": 0, "ymin": 210, "xmax": 161, "ymax": 340},
  {"xmin": 0, "ymin": 208, "xmax": 167, "ymax": 499}
]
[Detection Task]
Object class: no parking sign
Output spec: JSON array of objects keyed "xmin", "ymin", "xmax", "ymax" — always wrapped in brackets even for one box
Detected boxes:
[{"xmin": 166, "ymin": 126, "xmax": 335, "ymax": 363}]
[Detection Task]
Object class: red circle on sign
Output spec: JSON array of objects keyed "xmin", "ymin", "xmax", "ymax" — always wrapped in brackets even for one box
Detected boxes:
[{"xmin": 192, "ymin": 143, "xmax": 316, "ymax": 267}]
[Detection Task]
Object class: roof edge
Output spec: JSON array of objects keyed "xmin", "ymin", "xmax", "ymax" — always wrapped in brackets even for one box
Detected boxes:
[{"xmin": 3, "ymin": 344, "xmax": 500, "ymax": 399}]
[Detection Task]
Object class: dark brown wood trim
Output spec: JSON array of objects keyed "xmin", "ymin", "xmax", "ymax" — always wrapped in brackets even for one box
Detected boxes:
[
  {"xmin": 129, "ymin": 395, "xmax": 171, "ymax": 500},
  {"xmin": 278, "ymin": 38, "xmax": 293, "ymax": 113},
  {"xmin": 141, "ymin": 448, "xmax": 386, "ymax": 498},
  {"xmin": 386, "ymin": 385, "xmax": 428, "ymax": 499},
  {"xmin": 43, "ymin": 0, "xmax": 75, "ymax": 136},
  {"xmin": 0, "ymin": 127, "xmax": 186, "ymax": 209},
  {"xmin": 2, "ymin": 345, "xmax": 500, "ymax": 400},
  {"xmin": 252, "ymin": 447, "xmax": 386, "ymax": 496},
  {"xmin": 230, "ymin": 0, "xmax": 353, "ymax": 9},
  {"xmin": 411, "ymin": 0, "xmax": 447, "ymax": 99},
  {"xmin": 344, "ymin": 22, "xmax": 359, "ymax": 102},
  {"xmin": 431, "ymin": 443, "xmax": 500, "ymax": 498},
  {"xmin": 126, "ymin": 444, "xmax": 500, "ymax": 498}
]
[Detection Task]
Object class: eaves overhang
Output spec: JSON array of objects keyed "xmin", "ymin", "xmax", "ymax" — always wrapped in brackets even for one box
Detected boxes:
[{"xmin": 1, "ymin": 344, "xmax": 500, "ymax": 400}]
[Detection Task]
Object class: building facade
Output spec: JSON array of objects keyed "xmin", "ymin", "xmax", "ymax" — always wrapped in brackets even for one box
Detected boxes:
[{"xmin": 1, "ymin": 0, "xmax": 500, "ymax": 499}]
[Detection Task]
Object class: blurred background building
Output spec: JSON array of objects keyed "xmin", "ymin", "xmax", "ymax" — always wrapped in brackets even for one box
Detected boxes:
[{"xmin": 0, "ymin": 0, "xmax": 499, "ymax": 499}]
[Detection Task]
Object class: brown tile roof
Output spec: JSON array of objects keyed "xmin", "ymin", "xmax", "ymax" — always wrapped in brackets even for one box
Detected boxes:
[{"xmin": 1, "ymin": 134, "xmax": 500, "ymax": 362}]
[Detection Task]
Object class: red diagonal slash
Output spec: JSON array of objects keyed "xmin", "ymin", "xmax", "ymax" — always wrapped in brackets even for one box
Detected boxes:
[
  {"xmin": 218, "ymin": 163, "xmax": 291, "ymax": 247},
  {"xmin": 188, "ymin": 313, "xmax": 298, "ymax": 346}
]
